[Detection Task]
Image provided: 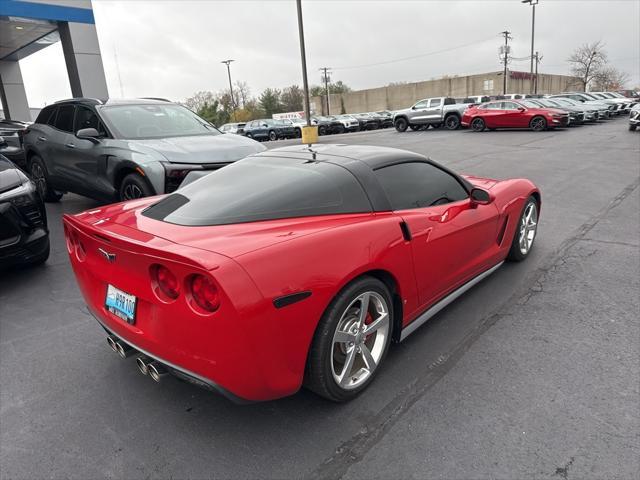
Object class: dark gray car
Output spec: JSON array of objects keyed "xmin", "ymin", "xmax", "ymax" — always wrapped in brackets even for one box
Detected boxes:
[{"xmin": 22, "ymin": 98, "xmax": 266, "ymax": 202}]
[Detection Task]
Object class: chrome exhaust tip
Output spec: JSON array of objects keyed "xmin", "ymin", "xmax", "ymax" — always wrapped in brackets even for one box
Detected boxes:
[
  {"xmin": 148, "ymin": 362, "xmax": 168, "ymax": 382},
  {"xmin": 107, "ymin": 335, "xmax": 118, "ymax": 352},
  {"xmin": 115, "ymin": 341, "xmax": 135, "ymax": 359},
  {"xmin": 136, "ymin": 355, "xmax": 151, "ymax": 375}
]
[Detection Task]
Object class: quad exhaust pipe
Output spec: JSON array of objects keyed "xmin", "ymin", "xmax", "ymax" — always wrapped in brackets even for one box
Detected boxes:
[{"xmin": 106, "ymin": 335, "xmax": 168, "ymax": 382}]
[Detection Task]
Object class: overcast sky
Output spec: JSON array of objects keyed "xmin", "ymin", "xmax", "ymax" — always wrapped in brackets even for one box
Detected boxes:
[{"xmin": 19, "ymin": 0, "xmax": 640, "ymax": 107}]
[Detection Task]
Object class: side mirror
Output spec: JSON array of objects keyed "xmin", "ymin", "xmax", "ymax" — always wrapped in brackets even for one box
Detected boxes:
[
  {"xmin": 470, "ymin": 188, "xmax": 493, "ymax": 205},
  {"xmin": 76, "ymin": 128, "xmax": 101, "ymax": 143},
  {"xmin": 518, "ymin": 107, "xmax": 526, "ymax": 112}
]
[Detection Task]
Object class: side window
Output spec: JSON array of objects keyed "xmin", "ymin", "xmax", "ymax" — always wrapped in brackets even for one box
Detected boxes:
[
  {"xmin": 428, "ymin": 98, "xmax": 442, "ymax": 108},
  {"xmin": 413, "ymin": 100, "xmax": 428, "ymax": 109},
  {"xmin": 35, "ymin": 106, "xmax": 54, "ymax": 124},
  {"xmin": 54, "ymin": 105, "xmax": 75, "ymax": 133},
  {"xmin": 46, "ymin": 107, "xmax": 58, "ymax": 126},
  {"xmin": 375, "ymin": 162, "xmax": 468, "ymax": 210},
  {"xmin": 503, "ymin": 102, "xmax": 519, "ymax": 110},
  {"xmin": 74, "ymin": 106, "xmax": 106, "ymax": 136}
]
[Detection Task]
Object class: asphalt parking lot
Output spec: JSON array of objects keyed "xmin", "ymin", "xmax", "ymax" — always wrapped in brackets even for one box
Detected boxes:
[{"xmin": 1, "ymin": 119, "xmax": 638, "ymax": 479}]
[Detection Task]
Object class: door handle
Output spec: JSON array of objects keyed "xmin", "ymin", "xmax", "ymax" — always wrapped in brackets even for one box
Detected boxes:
[
  {"xmin": 65, "ymin": 143, "xmax": 76, "ymax": 149},
  {"xmin": 37, "ymin": 136, "xmax": 46, "ymax": 141}
]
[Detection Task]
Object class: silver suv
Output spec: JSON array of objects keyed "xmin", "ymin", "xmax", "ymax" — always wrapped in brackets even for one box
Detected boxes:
[
  {"xmin": 23, "ymin": 98, "xmax": 265, "ymax": 202},
  {"xmin": 393, "ymin": 97, "xmax": 473, "ymax": 131}
]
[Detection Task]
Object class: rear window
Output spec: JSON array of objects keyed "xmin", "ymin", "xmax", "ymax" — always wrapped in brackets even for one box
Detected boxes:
[
  {"xmin": 143, "ymin": 156, "xmax": 372, "ymax": 226},
  {"xmin": 54, "ymin": 105, "xmax": 75, "ymax": 132},
  {"xmin": 35, "ymin": 105, "xmax": 55, "ymax": 124}
]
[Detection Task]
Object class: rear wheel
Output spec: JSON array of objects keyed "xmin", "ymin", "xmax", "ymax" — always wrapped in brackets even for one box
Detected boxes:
[
  {"xmin": 305, "ymin": 276, "xmax": 393, "ymax": 402},
  {"xmin": 119, "ymin": 173, "xmax": 154, "ymax": 201},
  {"xmin": 507, "ymin": 196, "xmax": 538, "ymax": 262},
  {"xmin": 530, "ymin": 116, "xmax": 547, "ymax": 132},
  {"xmin": 394, "ymin": 117, "xmax": 408, "ymax": 132},
  {"xmin": 471, "ymin": 117, "xmax": 486, "ymax": 132},
  {"xmin": 318, "ymin": 126, "xmax": 327, "ymax": 136},
  {"xmin": 444, "ymin": 114, "xmax": 460, "ymax": 130},
  {"xmin": 29, "ymin": 156, "xmax": 63, "ymax": 202}
]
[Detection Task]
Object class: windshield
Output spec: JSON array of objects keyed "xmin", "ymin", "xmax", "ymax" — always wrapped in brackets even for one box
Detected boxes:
[
  {"xmin": 142, "ymin": 156, "xmax": 372, "ymax": 226},
  {"xmin": 100, "ymin": 104, "xmax": 219, "ymax": 139}
]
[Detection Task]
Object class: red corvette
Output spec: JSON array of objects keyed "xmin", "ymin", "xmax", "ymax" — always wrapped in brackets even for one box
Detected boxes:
[
  {"xmin": 64, "ymin": 145, "xmax": 540, "ymax": 402},
  {"xmin": 461, "ymin": 99, "xmax": 570, "ymax": 132}
]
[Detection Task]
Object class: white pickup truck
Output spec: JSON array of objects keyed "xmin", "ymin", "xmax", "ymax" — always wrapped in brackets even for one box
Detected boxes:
[{"xmin": 393, "ymin": 97, "xmax": 473, "ymax": 131}]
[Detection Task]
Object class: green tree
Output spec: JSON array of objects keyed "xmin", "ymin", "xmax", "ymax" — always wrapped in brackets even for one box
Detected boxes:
[
  {"xmin": 280, "ymin": 85, "xmax": 304, "ymax": 112},
  {"xmin": 259, "ymin": 88, "xmax": 282, "ymax": 117}
]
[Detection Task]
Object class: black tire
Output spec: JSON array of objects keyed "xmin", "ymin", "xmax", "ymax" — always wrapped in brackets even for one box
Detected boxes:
[
  {"xmin": 305, "ymin": 276, "xmax": 394, "ymax": 402},
  {"xmin": 529, "ymin": 116, "xmax": 547, "ymax": 132},
  {"xmin": 295, "ymin": 128, "xmax": 302, "ymax": 138},
  {"xmin": 430, "ymin": 123, "xmax": 442, "ymax": 129},
  {"xmin": 394, "ymin": 117, "xmax": 408, "ymax": 132},
  {"xmin": 336, "ymin": 125, "xmax": 345, "ymax": 134},
  {"xmin": 444, "ymin": 114, "xmax": 460, "ymax": 130},
  {"xmin": 409, "ymin": 125, "xmax": 422, "ymax": 131},
  {"xmin": 119, "ymin": 173, "xmax": 154, "ymax": 201},
  {"xmin": 29, "ymin": 156, "xmax": 63, "ymax": 202},
  {"xmin": 471, "ymin": 117, "xmax": 486, "ymax": 132},
  {"xmin": 245, "ymin": 133, "xmax": 253, "ymax": 139},
  {"xmin": 268, "ymin": 130, "xmax": 278, "ymax": 141},
  {"xmin": 629, "ymin": 124, "xmax": 637, "ymax": 131},
  {"xmin": 507, "ymin": 196, "xmax": 539, "ymax": 262}
]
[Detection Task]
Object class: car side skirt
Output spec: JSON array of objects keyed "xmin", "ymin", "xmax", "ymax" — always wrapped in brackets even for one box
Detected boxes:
[{"xmin": 400, "ymin": 261, "xmax": 504, "ymax": 341}]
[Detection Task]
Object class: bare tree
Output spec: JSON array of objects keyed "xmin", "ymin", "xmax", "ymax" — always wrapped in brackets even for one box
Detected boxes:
[
  {"xmin": 567, "ymin": 41, "xmax": 608, "ymax": 92},
  {"xmin": 592, "ymin": 66, "xmax": 630, "ymax": 91},
  {"xmin": 234, "ymin": 81, "xmax": 251, "ymax": 108},
  {"xmin": 183, "ymin": 91, "xmax": 216, "ymax": 112}
]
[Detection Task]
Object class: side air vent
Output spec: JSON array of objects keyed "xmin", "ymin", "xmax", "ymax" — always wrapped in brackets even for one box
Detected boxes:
[{"xmin": 497, "ymin": 216, "xmax": 509, "ymax": 245}]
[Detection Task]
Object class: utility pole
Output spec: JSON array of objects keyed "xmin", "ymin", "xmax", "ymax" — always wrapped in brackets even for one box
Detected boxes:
[
  {"xmin": 221, "ymin": 59, "xmax": 236, "ymax": 121},
  {"xmin": 296, "ymin": 0, "xmax": 311, "ymax": 127},
  {"xmin": 500, "ymin": 30, "xmax": 512, "ymax": 95},
  {"xmin": 319, "ymin": 67, "xmax": 331, "ymax": 115},
  {"xmin": 522, "ymin": 0, "xmax": 539, "ymax": 93},
  {"xmin": 534, "ymin": 51, "xmax": 543, "ymax": 94}
]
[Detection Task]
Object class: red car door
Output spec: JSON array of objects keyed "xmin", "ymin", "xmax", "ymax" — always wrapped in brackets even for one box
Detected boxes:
[
  {"xmin": 375, "ymin": 162, "xmax": 501, "ymax": 310},
  {"xmin": 477, "ymin": 101, "xmax": 506, "ymax": 129},
  {"xmin": 498, "ymin": 101, "xmax": 529, "ymax": 128}
]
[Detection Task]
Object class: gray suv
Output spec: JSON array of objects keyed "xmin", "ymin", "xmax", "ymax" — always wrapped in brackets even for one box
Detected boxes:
[{"xmin": 23, "ymin": 98, "xmax": 266, "ymax": 202}]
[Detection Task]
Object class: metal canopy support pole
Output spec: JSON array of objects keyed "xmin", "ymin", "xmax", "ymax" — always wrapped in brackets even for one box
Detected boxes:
[{"xmin": 296, "ymin": 0, "xmax": 311, "ymax": 127}]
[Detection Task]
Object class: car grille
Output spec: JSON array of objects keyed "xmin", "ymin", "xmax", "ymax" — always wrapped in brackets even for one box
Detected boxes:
[{"xmin": 19, "ymin": 205, "xmax": 44, "ymax": 227}]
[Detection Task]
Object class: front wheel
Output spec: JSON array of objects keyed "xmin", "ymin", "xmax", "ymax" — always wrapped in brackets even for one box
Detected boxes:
[
  {"xmin": 119, "ymin": 173, "xmax": 154, "ymax": 201},
  {"xmin": 629, "ymin": 124, "xmax": 637, "ymax": 131},
  {"xmin": 394, "ymin": 117, "xmax": 408, "ymax": 132},
  {"xmin": 530, "ymin": 116, "xmax": 547, "ymax": 132},
  {"xmin": 507, "ymin": 196, "xmax": 538, "ymax": 262},
  {"xmin": 268, "ymin": 130, "xmax": 278, "ymax": 141},
  {"xmin": 471, "ymin": 117, "xmax": 486, "ymax": 132},
  {"xmin": 305, "ymin": 276, "xmax": 393, "ymax": 402}
]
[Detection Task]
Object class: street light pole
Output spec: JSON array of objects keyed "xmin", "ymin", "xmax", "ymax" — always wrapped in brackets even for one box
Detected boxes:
[
  {"xmin": 522, "ymin": 0, "xmax": 538, "ymax": 94},
  {"xmin": 296, "ymin": 0, "xmax": 311, "ymax": 127},
  {"xmin": 221, "ymin": 59, "xmax": 236, "ymax": 121}
]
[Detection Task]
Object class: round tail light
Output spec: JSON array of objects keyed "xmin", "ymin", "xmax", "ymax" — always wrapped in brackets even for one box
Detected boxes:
[
  {"xmin": 151, "ymin": 265, "xmax": 180, "ymax": 300},
  {"xmin": 189, "ymin": 275, "xmax": 220, "ymax": 312}
]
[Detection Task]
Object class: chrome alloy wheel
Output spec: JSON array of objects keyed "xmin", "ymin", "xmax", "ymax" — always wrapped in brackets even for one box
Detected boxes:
[
  {"xmin": 331, "ymin": 291, "xmax": 390, "ymax": 390},
  {"xmin": 519, "ymin": 202, "xmax": 538, "ymax": 255},
  {"xmin": 122, "ymin": 183, "xmax": 143, "ymax": 200}
]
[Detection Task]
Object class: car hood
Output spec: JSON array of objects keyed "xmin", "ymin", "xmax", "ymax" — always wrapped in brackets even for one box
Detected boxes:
[{"xmin": 130, "ymin": 133, "xmax": 266, "ymax": 164}]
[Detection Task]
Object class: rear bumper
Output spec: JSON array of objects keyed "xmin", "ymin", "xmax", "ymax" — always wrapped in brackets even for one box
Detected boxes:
[{"xmin": 89, "ymin": 307, "xmax": 252, "ymax": 404}]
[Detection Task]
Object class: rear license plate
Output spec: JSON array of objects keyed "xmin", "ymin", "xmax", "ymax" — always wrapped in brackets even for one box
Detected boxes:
[{"xmin": 105, "ymin": 284, "xmax": 137, "ymax": 324}]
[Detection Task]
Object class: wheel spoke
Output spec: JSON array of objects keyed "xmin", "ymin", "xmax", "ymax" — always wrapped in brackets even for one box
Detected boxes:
[
  {"xmin": 364, "ymin": 312, "xmax": 389, "ymax": 335},
  {"xmin": 360, "ymin": 344, "xmax": 376, "ymax": 371},
  {"xmin": 357, "ymin": 293, "xmax": 370, "ymax": 327},
  {"xmin": 337, "ymin": 347, "xmax": 357, "ymax": 386},
  {"xmin": 333, "ymin": 331, "xmax": 356, "ymax": 344}
]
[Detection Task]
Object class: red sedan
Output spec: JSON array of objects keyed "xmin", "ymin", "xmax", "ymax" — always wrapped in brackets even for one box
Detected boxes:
[
  {"xmin": 64, "ymin": 145, "xmax": 541, "ymax": 402},
  {"xmin": 462, "ymin": 99, "xmax": 570, "ymax": 131}
]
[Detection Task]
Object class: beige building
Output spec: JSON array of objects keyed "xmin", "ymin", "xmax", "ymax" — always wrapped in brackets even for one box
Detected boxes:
[{"xmin": 314, "ymin": 71, "xmax": 582, "ymax": 115}]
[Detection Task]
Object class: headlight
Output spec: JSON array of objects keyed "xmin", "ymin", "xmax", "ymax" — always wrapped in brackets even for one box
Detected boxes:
[{"xmin": 0, "ymin": 178, "xmax": 36, "ymax": 204}]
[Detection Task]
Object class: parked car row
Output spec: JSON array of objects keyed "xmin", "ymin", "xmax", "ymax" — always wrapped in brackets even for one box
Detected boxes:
[{"xmin": 393, "ymin": 91, "xmax": 637, "ymax": 133}]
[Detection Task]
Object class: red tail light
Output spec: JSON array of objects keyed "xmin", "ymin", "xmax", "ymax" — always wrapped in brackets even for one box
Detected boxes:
[
  {"xmin": 189, "ymin": 275, "xmax": 220, "ymax": 312},
  {"xmin": 151, "ymin": 264, "xmax": 180, "ymax": 300}
]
